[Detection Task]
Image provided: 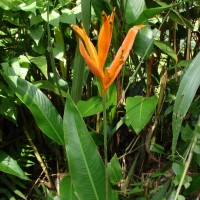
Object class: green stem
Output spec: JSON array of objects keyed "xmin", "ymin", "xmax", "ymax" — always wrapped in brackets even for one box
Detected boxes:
[{"xmin": 102, "ymin": 94, "xmax": 108, "ymax": 200}]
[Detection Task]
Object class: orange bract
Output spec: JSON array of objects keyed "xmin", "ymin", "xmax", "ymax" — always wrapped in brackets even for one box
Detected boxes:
[{"xmin": 71, "ymin": 10, "xmax": 146, "ymax": 95}]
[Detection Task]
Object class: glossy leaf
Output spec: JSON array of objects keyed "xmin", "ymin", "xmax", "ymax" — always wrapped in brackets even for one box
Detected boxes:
[
  {"xmin": 60, "ymin": 176, "xmax": 78, "ymax": 200},
  {"xmin": 124, "ymin": 0, "xmax": 146, "ymax": 24},
  {"xmin": 172, "ymin": 52, "xmax": 200, "ymax": 155},
  {"xmin": 124, "ymin": 0, "xmax": 153, "ymax": 58},
  {"xmin": 2, "ymin": 65, "xmax": 64, "ymax": 145},
  {"xmin": 0, "ymin": 150, "xmax": 28, "ymax": 180},
  {"xmin": 63, "ymin": 93, "xmax": 115, "ymax": 200},
  {"xmin": 126, "ymin": 96, "xmax": 158, "ymax": 134}
]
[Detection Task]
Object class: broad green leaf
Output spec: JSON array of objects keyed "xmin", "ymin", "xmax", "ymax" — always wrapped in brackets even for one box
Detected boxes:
[
  {"xmin": 124, "ymin": 0, "xmax": 146, "ymax": 24},
  {"xmin": 19, "ymin": 1, "xmax": 36, "ymax": 14},
  {"xmin": 126, "ymin": 96, "xmax": 158, "ymax": 134},
  {"xmin": 60, "ymin": 176, "xmax": 78, "ymax": 200},
  {"xmin": 172, "ymin": 163, "xmax": 183, "ymax": 178},
  {"xmin": 63, "ymin": 93, "xmax": 115, "ymax": 200},
  {"xmin": 154, "ymin": 40, "xmax": 178, "ymax": 62},
  {"xmin": 123, "ymin": 0, "xmax": 154, "ymax": 58},
  {"xmin": 133, "ymin": 27, "xmax": 154, "ymax": 59},
  {"xmin": 2, "ymin": 65, "xmax": 64, "ymax": 145},
  {"xmin": 172, "ymin": 52, "xmax": 200, "ymax": 155},
  {"xmin": 30, "ymin": 25, "xmax": 43, "ymax": 46},
  {"xmin": 41, "ymin": 10, "xmax": 60, "ymax": 28},
  {"xmin": 0, "ymin": 150, "xmax": 28, "ymax": 180},
  {"xmin": 77, "ymin": 96, "xmax": 102, "ymax": 117},
  {"xmin": 77, "ymin": 94, "xmax": 115, "ymax": 117},
  {"xmin": 60, "ymin": 12, "xmax": 76, "ymax": 24},
  {"xmin": 30, "ymin": 14, "xmax": 43, "ymax": 26},
  {"xmin": 108, "ymin": 154, "xmax": 122, "ymax": 185},
  {"xmin": 29, "ymin": 56, "xmax": 48, "ymax": 79}
]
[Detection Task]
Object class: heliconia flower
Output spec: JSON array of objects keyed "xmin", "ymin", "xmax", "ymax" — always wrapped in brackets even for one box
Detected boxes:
[{"xmin": 71, "ymin": 10, "xmax": 146, "ymax": 95}]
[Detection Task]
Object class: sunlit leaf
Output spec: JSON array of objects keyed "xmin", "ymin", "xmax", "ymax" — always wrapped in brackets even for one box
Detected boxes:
[{"xmin": 19, "ymin": 1, "xmax": 36, "ymax": 14}]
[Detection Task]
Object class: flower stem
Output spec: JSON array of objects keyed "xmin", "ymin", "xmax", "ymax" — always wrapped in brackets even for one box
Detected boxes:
[{"xmin": 102, "ymin": 93, "xmax": 108, "ymax": 200}]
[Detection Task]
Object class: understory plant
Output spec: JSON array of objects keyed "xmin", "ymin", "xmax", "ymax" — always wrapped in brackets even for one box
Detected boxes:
[{"xmin": 0, "ymin": 0, "xmax": 199, "ymax": 200}]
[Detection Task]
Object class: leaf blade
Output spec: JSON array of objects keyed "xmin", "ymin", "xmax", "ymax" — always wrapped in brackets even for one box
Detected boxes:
[
  {"xmin": 63, "ymin": 93, "xmax": 115, "ymax": 200},
  {"xmin": 2, "ymin": 66, "xmax": 64, "ymax": 145},
  {"xmin": 126, "ymin": 96, "xmax": 158, "ymax": 134}
]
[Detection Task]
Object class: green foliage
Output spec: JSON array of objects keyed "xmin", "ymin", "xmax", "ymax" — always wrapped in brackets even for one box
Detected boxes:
[
  {"xmin": 0, "ymin": 0, "xmax": 199, "ymax": 199},
  {"xmin": 172, "ymin": 52, "xmax": 200, "ymax": 155},
  {"xmin": 0, "ymin": 150, "xmax": 28, "ymax": 180},
  {"xmin": 126, "ymin": 96, "xmax": 158, "ymax": 134},
  {"xmin": 2, "ymin": 64, "xmax": 64, "ymax": 145},
  {"xmin": 63, "ymin": 93, "xmax": 116, "ymax": 200}
]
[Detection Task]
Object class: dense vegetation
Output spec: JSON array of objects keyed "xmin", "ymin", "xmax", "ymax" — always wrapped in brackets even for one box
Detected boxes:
[{"xmin": 0, "ymin": 0, "xmax": 199, "ymax": 199}]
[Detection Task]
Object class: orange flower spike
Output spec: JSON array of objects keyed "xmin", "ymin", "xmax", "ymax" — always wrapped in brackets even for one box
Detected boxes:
[
  {"xmin": 71, "ymin": 25, "xmax": 99, "ymax": 67},
  {"xmin": 103, "ymin": 25, "xmax": 146, "ymax": 94},
  {"xmin": 79, "ymin": 40, "xmax": 104, "ymax": 81},
  {"xmin": 98, "ymin": 10, "xmax": 115, "ymax": 69}
]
